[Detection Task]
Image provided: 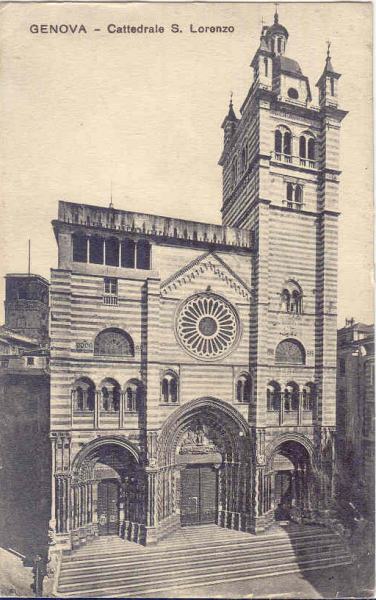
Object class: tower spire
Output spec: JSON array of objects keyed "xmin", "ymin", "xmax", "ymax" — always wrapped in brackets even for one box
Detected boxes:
[
  {"xmin": 227, "ymin": 91, "xmax": 237, "ymax": 121},
  {"xmin": 325, "ymin": 40, "xmax": 335, "ymax": 73},
  {"xmin": 274, "ymin": 2, "xmax": 279, "ymax": 23},
  {"xmin": 109, "ymin": 181, "xmax": 114, "ymax": 209}
]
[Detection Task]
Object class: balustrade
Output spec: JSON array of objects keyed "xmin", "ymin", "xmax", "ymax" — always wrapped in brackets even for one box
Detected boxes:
[
  {"xmin": 272, "ymin": 151, "xmax": 317, "ymax": 169},
  {"xmin": 267, "ymin": 391, "xmax": 314, "ymax": 425}
]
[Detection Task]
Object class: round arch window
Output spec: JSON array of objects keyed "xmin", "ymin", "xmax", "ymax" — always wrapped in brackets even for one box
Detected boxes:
[
  {"xmin": 288, "ymin": 88, "xmax": 299, "ymax": 100},
  {"xmin": 176, "ymin": 293, "xmax": 240, "ymax": 360}
]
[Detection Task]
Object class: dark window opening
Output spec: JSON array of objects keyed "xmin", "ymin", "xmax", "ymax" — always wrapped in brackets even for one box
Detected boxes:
[
  {"xmin": 73, "ymin": 234, "xmax": 87, "ymax": 263},
  {"xmin": 267, "ymin": 383, "xmax": 281, "ymax": 411},
  {"xmin": 89, "ymin": 236, "xmax": 104, "ymax": 264},
  {"xmin": 121, "ymin": 238, "xmax": 135, "ymax": 268},
  {"xmin": 282, "ymin": 289, "xmax": 290, "ymax": 312},
  {"xmin": 299, "ymin": 136, "xmax": 306, "ymax": 158},
  {"xmin": 275, "ymin": 130, "xmax": 282, "ymax": 154},
  {"xmin": 295, "ymin": 185, "xmax": 303, "ymax": 206},
  {"xmin": 161, "ymin": 374, "xmax": 179, "ymax": 403},
  {"xmin": 307, "ymin": 138, "xmax": 315, "ymax": 160},
  {"xmin": 136, "ymin": 240, "xmax": 151, "ymax": 270},
  {"xmin": 283, "ymin": 132, "xmax": 292, "ymax": 155},
  {"xmin": 170, "ymin": 378, "xmax": 178, "ymax": 403},
  {"xmin": 105, "ymin": 238, "xmax": 119, "ymax": 266},
  {"xmin": 162, "ymin": 378, "xmax": 169, "ymax": 402},
  {"xmin": 27, "ymin": 357, "xmax": 35, "ymax": 366},
  {"xmin": 286, "ymin": 183, "xmax": 293, "ymax": 203},
  {"xmin": 237, "ymin": 376, "xmax": 251, "ymax": 403},
  {"xmin": 101, "ymin": 382, "xmax": 120, "ymax": 412},
  {"xmin": 288, "ymin": 88, "xmax": 299, "ymax": 100}
]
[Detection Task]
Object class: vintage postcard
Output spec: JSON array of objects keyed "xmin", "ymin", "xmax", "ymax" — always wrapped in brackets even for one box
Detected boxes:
[{"xmin": 0, "ymin": 2, "xmax": 373, "ymax": 598}]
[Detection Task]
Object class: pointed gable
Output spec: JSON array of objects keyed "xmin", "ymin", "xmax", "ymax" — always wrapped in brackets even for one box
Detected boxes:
[{"xmin": 160, "ymin": 251, "xmax": 252, "ymax": 301}]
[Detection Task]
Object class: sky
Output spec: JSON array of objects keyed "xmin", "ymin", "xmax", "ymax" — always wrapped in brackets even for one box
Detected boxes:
[{"xmin": 0, "ymin": 1, "xmax": 373, "ymax": 325}]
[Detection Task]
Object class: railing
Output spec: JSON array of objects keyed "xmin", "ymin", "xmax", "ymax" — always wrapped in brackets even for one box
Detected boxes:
[
  {"xmin": 267, "ymin": 392, "xmax": 314, "ymax": 411},
  {"xmin": 272, "ymin": 152, "xmax": 317, "ymax": 170},
  {"xmin": 299, "ymin": 157, "xmax": 316, "ymax": 168},
  {"xmin": 284, "ymin": 200, "xmax": 303, "ymax": 211},
  {"xmin": 103, "ymin": 295, "xmax": 118, "ymax": 306}
]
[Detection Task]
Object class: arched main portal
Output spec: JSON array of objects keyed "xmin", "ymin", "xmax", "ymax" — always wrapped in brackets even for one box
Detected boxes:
[
  {"xmin": 158, "ymin": 398, "xmax": 252, "ymax": 533},
  {"xmin": 265, "ymin": 436, "xmax": 315, "ymax": 522},
  {"xmin": 65, "ymin": 438, "xmax": 146, "ymax": 547}
]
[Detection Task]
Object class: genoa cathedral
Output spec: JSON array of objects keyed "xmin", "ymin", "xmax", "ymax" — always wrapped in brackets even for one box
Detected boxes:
[{"xmin": 48, "ymin": 11, "xmax": 347, "ymax": 552}]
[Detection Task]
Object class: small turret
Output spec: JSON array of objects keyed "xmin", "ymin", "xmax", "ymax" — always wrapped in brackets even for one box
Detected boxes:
[
  {"xmin": 221, "ymin": 95, "xmax": 239, "ymax": 146},
  {"xmin": 250, "ymin": 25, "xmax": 273, "ymax": 88},
  {"xmin": 316, "ymin": 43, "xmax": 341, "ymax": 108}
]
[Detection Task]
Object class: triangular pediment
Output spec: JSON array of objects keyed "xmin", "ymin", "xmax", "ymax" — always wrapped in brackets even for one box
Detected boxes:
[{"xmin": 160, "ymin": 252, "xmax": 251, "ymax": 301}]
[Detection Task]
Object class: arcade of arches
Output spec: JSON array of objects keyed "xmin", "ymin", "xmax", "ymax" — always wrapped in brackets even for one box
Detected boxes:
[{"xmin": 52, "ymin": 401, "xmax": 332, "ymax": 548}]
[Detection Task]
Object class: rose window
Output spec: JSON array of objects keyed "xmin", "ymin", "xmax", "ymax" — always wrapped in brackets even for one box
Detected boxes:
[{"xmin": 176, "ymin": 293, "xmax": 239, "ymax": 360}]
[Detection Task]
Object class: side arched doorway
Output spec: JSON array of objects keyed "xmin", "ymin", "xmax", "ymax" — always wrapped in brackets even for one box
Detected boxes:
[
  {"xmin": 66, "ymin": 439, "xmax": 146, "ymax": 547},
  {"xmin": 157, "ymin": 398, "xmax": 252, "ymax": 536},
  {"xmin": 266, "ymin": 438, "xmax": 314, "ymax": 522}
]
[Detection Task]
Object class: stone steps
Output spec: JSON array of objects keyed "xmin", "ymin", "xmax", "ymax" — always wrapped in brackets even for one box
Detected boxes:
[{"xmin": 57, "ymin": 525, "xmax": 352, "ymax": 598}]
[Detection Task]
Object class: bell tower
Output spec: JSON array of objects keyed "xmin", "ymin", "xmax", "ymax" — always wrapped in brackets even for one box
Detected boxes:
[{"xmin": 219, "ymin": 12, "xmax": 347, "ymax": 530}]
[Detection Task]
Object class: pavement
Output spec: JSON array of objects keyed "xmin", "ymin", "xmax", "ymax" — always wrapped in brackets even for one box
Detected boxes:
[
  {"xmin": 0, "ymin": 547, "xmax": 34, "ymax": 597},
  {"xmin": 139, "ymin": 563, "xmax": 374, "ymax": 599}
]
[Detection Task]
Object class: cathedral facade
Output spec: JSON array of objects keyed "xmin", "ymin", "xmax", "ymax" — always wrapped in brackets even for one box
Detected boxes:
[{"xmin": 49, "ymin": 14, "xmax": 347, "ymax": 553}]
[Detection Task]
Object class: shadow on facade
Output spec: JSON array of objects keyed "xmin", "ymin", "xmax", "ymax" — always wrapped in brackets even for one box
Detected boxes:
[
  {"xmin": 275, "ymin": 515, "xmax": 375, "ymax": 599},
  {"xmin": 0, "ymin": 374, "xmax": 51, "ymax": 561}
]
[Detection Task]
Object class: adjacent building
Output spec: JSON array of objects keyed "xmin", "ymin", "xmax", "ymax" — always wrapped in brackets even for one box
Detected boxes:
[
  {"xmin": 48, "ymin": 12, "xmax": 348, "ymax": 554},
  {"xmin": 336, "ymin": 319, "xmax": 374, "ymax": 517},
  {"xmin": 0, "ymin": 274, "xmax": 50, "ymax": 555}
]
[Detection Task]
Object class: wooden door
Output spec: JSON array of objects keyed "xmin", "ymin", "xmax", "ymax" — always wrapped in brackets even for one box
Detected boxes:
[
  {"xmin": 180, "ymin": 466, "xmax": 217, "ymax": 526},
  {"xmin": 275, "ymin": 471, "xmax": 293, "ymax": 516},
  {"xmin": 97, "ymin": 479, "xmax": 119, "ymax": 535}
]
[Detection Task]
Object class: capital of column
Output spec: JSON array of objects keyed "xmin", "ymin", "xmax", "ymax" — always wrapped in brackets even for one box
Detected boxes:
[{"xmin": 145, "ymin": 464, "xmax": 158, "ymax": 474}]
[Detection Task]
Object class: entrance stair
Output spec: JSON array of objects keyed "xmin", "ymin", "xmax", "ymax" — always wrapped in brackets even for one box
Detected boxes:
[{"xmin": 56, "ymin": 524, "xmax": 352, "ymax": 598}]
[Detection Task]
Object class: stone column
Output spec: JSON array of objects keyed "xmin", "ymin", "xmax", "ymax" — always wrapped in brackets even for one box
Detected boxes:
[
  {"xmin": 63, "ymin": 477, "xmax": 69, "ymax": 532},
  {"xmin": 49, "ymin": 434, "xmax": 57, "ymax": 534},
  {"xmin": 120, "ymin": 392, "xmax": 126, "ymax": 428},
  {"xmin": 280, "ymin": 393, "xmax": 284, "ymax": 425},
  {"xmin": 118, "ymin": 240, "xmax": 122, "ymax": 267},
  {"xmin": 118, "ymin": 480, "xmax": 126, "ymax": 537},
  {"xmin": 71, "ymin": 390, "xmax": 76, "ymax": 427},
  {"xmin": 145, "ymin": 467, "xmax": 158, "ymax": 544},
  {"xmin": 55, "ymin": 474, "xmax": 72, "ymax": 533},
  {"xmin": 95, "ymin": 391, "xmax": 101, "ymax": 429},
  {"xmin": 92, "ymin": 481, "xmax": 99, "ymax": 534},
  {"xmin": 298, "ymin": 391, "xmax": 302, "ymax": 425}
]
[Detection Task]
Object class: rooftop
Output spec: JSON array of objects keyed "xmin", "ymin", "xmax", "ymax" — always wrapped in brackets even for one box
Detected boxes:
[
  {"xmin": 5, "ymin": 273, "xmax": 50, "ymax": 286},
  {"xmin": 55, "ymin": 201, "xmax": 253, "ymax": 250}
]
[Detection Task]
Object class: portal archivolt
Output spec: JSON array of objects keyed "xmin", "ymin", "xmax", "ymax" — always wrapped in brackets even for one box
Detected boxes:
[{"xmin": 157, "ymin": 397, "xmax": 252, "ymax": 531}]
